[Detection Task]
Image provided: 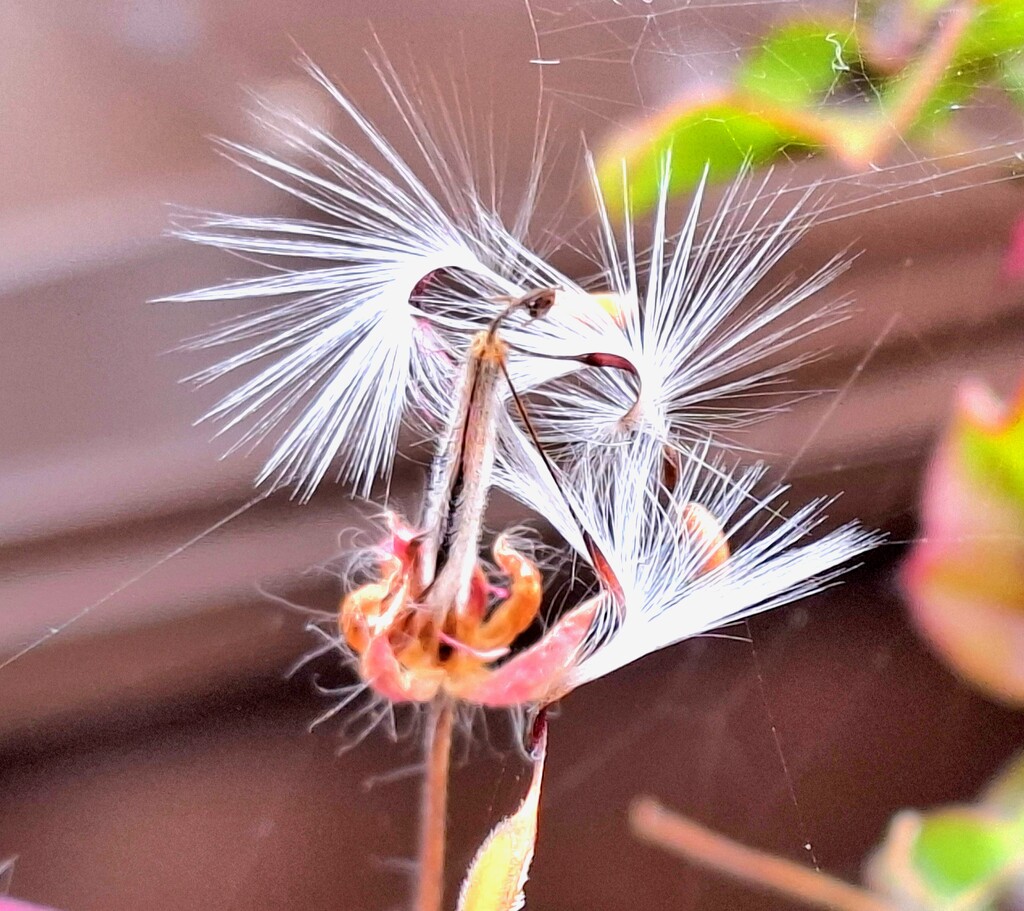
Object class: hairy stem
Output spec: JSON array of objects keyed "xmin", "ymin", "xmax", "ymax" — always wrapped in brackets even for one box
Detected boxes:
[
  {"xmin": 420, "ymin": 332, "xmax": 505, "ymax": 610},
  {"xmin": 415, "ymin": 698, "xmax": 455, "ymax": 911},
  {"xmin": 631, "ymin": 798, "xmax": 900, "ymax": 911}
]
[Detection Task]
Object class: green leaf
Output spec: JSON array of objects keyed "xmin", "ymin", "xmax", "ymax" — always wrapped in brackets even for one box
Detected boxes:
[
  {"xmin": 903, "ymin": 67, "xmax": 983, "ymax": 133},
  {"xmin": 596, "ymin": 102, "xmax": 816, "ymax": 214},
  {"xmin": 908, "ymin": 0, "xmax": 960, "ymax": 17},
  {"xmin": 999, "ymin": 52, "xmax": 1024, "ymax": 108},
  {"xmin": 912, "ymin": 811, "xmax": 1018, "ymax": 899},
  {"xmin": 456, "ymin": 719, "xmax": 548, "ymax": 911},
  {"xmin": 955, "ymin": 0, "xmax": 1024, "ymax": 68},
  {"xmin": 737, "ymin": 22, "xmax": 860, "ymax": 106}
]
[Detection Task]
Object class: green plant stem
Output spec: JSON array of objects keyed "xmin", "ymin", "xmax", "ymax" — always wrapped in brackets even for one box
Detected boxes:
[{"xmin": 415, "ymin": 698, "xmax": 455, "ymax": 911}]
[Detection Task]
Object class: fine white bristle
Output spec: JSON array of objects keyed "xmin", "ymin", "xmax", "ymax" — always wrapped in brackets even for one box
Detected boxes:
[
  {"xmin": 166, "ymin": 58, "xmax": 580, "ymax": 500},
  {"xmin": 170, "ymin": 62, "xmax": 852, "ymax": 504},
  {"xmin": 520, "ymin": 156, "xmax": 852, "ymax": 458},
  {"xmin": 557, "ymin": 437, "xmax": 880, "ymax": 688},
  {"xmin": 172, "ymin": 60, "xmax": 880, "ymax": 699}
]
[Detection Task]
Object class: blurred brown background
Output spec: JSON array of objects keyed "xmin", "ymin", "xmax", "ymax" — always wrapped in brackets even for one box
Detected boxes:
[{"xmin": 2, "ymin": 1, "xmax": 1024, "ymax": 910}]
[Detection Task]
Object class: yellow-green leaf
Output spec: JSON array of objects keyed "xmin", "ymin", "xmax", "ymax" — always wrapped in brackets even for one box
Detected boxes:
[
  {"xmin": 912, "ymin": 810, "xmax": 1019, "ymax": 899},
  {"xmin": 456, "ymin": 721, "xmax": 548, "ymax": 911}
]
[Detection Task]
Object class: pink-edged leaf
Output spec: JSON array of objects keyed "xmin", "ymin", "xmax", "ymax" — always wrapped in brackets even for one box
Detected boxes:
[{"xmin": 901, "ymin": 379, "xmax": 1024, "ymax": 706}]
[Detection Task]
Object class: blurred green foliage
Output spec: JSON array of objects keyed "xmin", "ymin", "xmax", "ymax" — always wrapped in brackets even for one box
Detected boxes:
[
  {"xmin": 598, "ymin": 0, "xmax": 1024, "ymax": 214},
  {"xmin": 901, "ymin": 380, "xmax": 1024, "ymax": 709},
  {"xmin": 867, "ymin": 753, "xmax": 1024, "ymax": 909}
]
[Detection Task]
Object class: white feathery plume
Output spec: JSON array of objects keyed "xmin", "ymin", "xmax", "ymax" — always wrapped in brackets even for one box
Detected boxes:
[
  {"xmin": 169, "ymin": 61, "xmax": 881, "ymax": 686},
  {"xmin": 569, "ymin": 438, "xmax": 878, "ymax": 687},
  {"xmin": 165, "ymin": 58, "xmax": 887, "ymax": 729},
  {"xmin": 168, "ymin": 60, "xmax": 853, "ymax": 508},
  {"xmin": 521, "ymin": 156, "xmax": 852, "ymax": 456},
  {"xmin": 496, "ymin": 429, "xmax": 879, "ymax": 691},
  {"xmin": 166, "ymin": 59, "xmax": 583, "ymax": 500}
]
